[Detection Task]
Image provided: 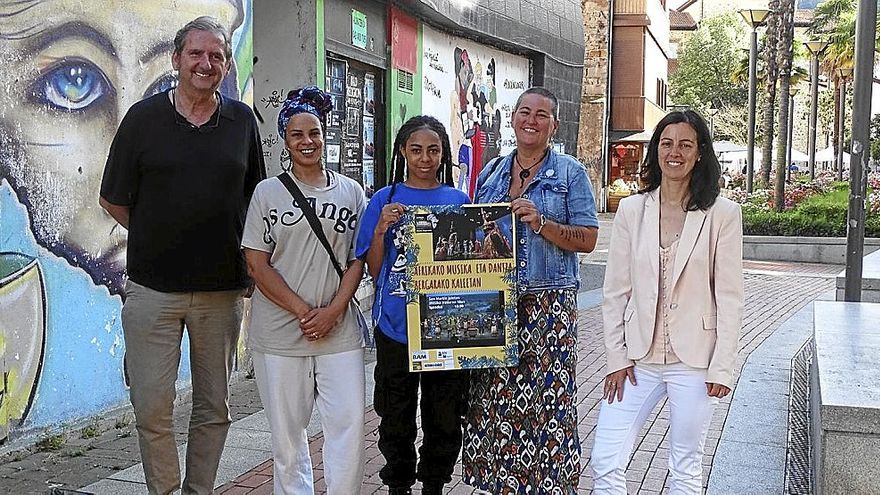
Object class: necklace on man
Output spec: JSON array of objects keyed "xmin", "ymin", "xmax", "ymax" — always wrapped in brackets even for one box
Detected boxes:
[{"xmin": 515, "ymin": 148, "xmax": 550, "ymax": 187}]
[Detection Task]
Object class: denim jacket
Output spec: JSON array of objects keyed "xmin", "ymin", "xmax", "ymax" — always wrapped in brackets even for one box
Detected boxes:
[{"xmin": 475, "ymin": 149, "xmax": 599, "ymax": 291}]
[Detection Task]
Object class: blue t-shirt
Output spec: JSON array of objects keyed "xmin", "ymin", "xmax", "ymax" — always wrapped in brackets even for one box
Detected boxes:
[{"xmin": 356, "ymin": 183, "xmax": 471, "ymax": 344}]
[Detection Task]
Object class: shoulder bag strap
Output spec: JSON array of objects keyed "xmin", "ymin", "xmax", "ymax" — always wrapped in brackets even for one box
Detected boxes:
[{"xmin": 276, "ymin": 172, "xmax": 345, "ymax": 279}]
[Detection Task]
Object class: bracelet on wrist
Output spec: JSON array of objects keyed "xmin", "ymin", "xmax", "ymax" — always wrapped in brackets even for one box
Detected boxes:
[{"xmin": 533, "ymin": 214, "xmax": 547, "ymax": 235}]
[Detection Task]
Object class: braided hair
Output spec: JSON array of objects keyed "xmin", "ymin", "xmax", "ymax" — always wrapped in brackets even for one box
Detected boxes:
[{"xmin": 387, "ymin": 116, "xmax": 454, "ymax": 201}]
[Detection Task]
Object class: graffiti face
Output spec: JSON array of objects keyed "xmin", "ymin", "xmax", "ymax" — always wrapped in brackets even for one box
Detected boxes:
[
  {"xmin": 0, "ymin": 0, "xmax": 248, "ymax": 445},
  {"xmin": 0, "ymin": 1, "xmax": 242, "ymax": 292},
  {"xmin": 0, "ymin": 254, "xmax": 45, "ymax": 441}
]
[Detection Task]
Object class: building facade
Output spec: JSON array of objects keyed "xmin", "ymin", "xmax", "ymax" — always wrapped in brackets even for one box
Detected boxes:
[
  {"xmin": 0, "ymin": 0, "xmax": 583, "ymax": 447},
  {"xmin": 255, "ymin": 0, "xmax": 586, "ymax": 198},
  {"xmin": 606, "ymin": 0, "xmax": 671, "ymax": 211}
]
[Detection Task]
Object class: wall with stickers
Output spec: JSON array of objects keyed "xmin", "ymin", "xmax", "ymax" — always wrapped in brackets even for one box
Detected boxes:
[
  {"xmin": 0, "ymin": 0, "xmax": 254, "ymax": 447},
  {"xmin": 253, "ymin": 0, "xmax": 320, "ymax": 175}
]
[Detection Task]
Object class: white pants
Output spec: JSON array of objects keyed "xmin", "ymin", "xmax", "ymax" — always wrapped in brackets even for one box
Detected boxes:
[
  {"xmin": 252, "ymin": 349, "xmax": 366, "ymax": 495},
  {"xmin": 590, "ymin": 363, "xmax": 718, "ymax": 495}
]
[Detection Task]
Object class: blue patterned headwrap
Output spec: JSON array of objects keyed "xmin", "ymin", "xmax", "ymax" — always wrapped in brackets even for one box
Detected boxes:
[{"xmin": 277, "ymin": 86, "xmax": 333, "ymax": 138}]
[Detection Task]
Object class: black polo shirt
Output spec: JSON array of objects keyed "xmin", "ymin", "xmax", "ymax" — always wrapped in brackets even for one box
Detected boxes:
[{"xmin": 100, "ymin": 90, "xmax": 266, "ymax": 292}]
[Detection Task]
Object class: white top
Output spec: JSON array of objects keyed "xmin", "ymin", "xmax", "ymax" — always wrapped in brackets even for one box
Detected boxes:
[
  {"xmin": 641, "ymin": 239, "xmax": 681, "ymax": 365},
  {"xmin": 242, "ymin": 170, "xmax": 366, "ymax": 356}
]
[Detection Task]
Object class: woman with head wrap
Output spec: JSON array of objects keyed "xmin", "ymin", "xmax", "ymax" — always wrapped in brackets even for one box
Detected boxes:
[{"xmin": 241, "ymin": 86, "xmax": 367, "ymax": 494}]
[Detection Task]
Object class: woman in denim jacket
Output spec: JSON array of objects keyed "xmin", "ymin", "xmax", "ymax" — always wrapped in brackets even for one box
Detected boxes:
[{"xmin": 462, "ymin": 87, "xmax": 599, "ymax": 494}]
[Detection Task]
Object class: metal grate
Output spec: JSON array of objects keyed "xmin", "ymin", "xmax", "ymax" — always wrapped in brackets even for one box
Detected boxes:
[
  {"xmin": 785, "ymin": 338, "xmax": 814, "ymax": 494},
  {"xmin": 397, "ymin": 69, "xmax": 414, "ymax": 93}
]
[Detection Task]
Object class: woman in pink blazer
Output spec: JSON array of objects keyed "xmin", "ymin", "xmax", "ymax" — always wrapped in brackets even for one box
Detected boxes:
[{"xmin": 590, "ymin": 110, "xmax": 743, "ymax": 494}]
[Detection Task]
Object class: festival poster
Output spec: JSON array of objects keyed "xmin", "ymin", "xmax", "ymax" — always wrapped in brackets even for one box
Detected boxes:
[{"xmin": 403, "ymin": 204, "xmax": 518, "ymax": 371}]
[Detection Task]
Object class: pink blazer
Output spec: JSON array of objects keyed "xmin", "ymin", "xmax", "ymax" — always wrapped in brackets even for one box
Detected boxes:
[{"xmin": 602, "ymin": 190, "xmax": 743, "ymax": 388}]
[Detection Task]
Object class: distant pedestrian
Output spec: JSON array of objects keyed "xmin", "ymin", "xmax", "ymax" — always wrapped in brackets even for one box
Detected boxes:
[
  {"xmin": 99, "ymin": 16, "xmax": 265, "ymax": 495},
  {"xmin": 241, "ymin": 87, "xmax": 367, "ymax": 494},
  {"xmin": 590, "ymin": 110, "xmax": 743, "ymax": 494}
]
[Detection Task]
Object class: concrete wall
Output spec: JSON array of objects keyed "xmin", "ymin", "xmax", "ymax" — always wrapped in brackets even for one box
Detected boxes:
[
  {"xmin": 743, "ymin": 236, "xmax": 880, "ymax": 264},
  {"xmin": 253, "ymin": 0, "xmax": 319, "ymax": 175},
  {"xmin": 0, "ymin": 1, "xmax": 254, "ymax": 446},
  {"xmin": 810, "ymin": 301, "xmax": 880, "ymax": 495}
]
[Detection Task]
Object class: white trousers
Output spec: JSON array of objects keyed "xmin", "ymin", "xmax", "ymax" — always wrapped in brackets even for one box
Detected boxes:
[
  {"xmin": 590, "ymin": 363, "xmax": 719, "ymax": 495},
  {"xmin": 252, "ymin": 349, "xmax": 366, "ymax": 495}
]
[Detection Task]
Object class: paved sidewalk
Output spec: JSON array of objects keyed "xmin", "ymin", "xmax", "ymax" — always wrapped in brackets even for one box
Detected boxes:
[
  {"xmin": 0, "ymin": 209, "xmax": 841, "ymax": 494},
  {"xmin": 216, "ymin": 263, "xmax": 835, "ymax": 495}
]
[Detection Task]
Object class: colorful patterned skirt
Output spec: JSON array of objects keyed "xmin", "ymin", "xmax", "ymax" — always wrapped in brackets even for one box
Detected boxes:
[{"xmin": 462, "ymin": 288, "xmax": 580, "ymax": 494}]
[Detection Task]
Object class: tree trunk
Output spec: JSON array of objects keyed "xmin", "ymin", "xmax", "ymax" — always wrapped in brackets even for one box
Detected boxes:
[
  {"xmin": 762, "ymin": 0, "xmax": 781, "ymax": 187},
  {"xmin": 775, "ymin": 0, "xmax": 796, "ymax": 211}
]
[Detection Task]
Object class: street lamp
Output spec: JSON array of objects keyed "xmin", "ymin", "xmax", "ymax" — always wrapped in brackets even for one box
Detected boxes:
[
  {"xmin": 787, "ymin": 86, "xmax": 800, "ymax": 182},
  {"xmin": 708, "ymin": 103, "xmax": 720, "ymax": 139},
  {"xmin": 805, "ymin": 39, "xmax": 829, "ymax": 180},
  {"xmin": 844, "ymin": 0, "xmax": 877, "ymax": 301},
  {"xmin": 740, "ymin": 8, "xmax": 771, "ymax": 192},
  {"xmin": 836, "ymin": 66, "xmax": 853, "ymax": 181}
]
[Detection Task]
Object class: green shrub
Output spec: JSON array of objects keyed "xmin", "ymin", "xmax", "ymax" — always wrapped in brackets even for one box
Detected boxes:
[{"xmin": 744, "ymin": 187, "xmax": 880, "ymax": 237}]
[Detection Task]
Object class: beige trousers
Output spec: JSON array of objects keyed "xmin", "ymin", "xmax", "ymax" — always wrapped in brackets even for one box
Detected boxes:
[{"xmin": 122, "ymin": 280, "xmax": 243, "ymax": 495}]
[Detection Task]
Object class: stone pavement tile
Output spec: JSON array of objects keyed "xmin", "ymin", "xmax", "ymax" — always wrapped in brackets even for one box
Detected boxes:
[
  {"xmin": 713, "ymin": 439, "xmax": 786, "ymax": 471},
  {"xmin": 720, "ymin": 405, "xmax": 789, "ymax": 448},
  {"xmin": 106, "ymin": 462, "xmax": 146, "ymax": 483},
  {"xmin": 77, "ymin": 478, "xmax": 147, "ymax": 495},
  {"xmin": 223, "ymin": 427, "xmax": 273, "ymax": 451},
  {"xmin": 230, "ymin": 410, "xmax": 270, "ymax": 431},
  {"xmin": 706, "ymin": 465, "xmax": 782, "ymax": 495},
  {"xmin": 216, "ymin": 447, "xmax": 279, "ymax": 489}
]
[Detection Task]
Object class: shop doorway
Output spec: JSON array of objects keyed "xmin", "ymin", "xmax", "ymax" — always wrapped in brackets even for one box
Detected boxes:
[
  {"xmin": 325, "ymin": 56, "xmax": 385, "ymax": 195},
  {"xmin": 607, "ymin": 142, "xmax": 644, "ymax": 212}
]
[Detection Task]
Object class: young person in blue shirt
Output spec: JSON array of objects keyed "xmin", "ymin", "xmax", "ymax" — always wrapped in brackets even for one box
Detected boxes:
[{"xmin": 356, "ymin": 115, "xmax": 470, "ymax": 495}]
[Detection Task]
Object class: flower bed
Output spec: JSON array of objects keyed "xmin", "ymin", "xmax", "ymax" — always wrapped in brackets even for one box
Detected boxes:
[{"xmin": 727, "ymin": 172, "xmax": 880, "ymax": 237}]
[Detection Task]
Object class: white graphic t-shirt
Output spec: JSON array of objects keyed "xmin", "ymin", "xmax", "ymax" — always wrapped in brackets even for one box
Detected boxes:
[{"xmin": 241, "ymin": 170, "xmax": 366, "ymax": 356}]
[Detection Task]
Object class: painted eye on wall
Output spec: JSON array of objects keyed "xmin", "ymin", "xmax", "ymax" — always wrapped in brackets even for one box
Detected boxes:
[
  {"xmin": 30, "ymin": 58, "xmax": 113, "ymax": 111},
  {"xmin": 144, "ymin": 72, "xmax": 178, "ymax": 98}
]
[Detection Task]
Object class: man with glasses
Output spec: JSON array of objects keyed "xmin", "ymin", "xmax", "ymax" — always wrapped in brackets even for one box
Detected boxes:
[{"xmin": 99, "ymin": 16, "xmax": 265, "ymax": 495}]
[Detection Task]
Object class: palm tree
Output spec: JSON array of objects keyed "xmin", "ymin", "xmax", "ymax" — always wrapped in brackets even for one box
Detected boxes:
[
  {"xmin": 775, "ymin": 0, "xmax": 796, "ymax": 211},
  {"xmin": 809, "ymin": 0, "xmax": 858, "ymax": 178},
  {"xmin": 761, "ymin": 0, "xmax": 781, "ymax": 187}
]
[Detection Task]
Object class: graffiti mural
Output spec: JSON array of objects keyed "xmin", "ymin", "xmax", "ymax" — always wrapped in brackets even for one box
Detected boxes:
[
  {"xmin": 0, "ymin": 0, "xmax": 253, "ymax": 444},
  {"xmin": 421, "ymin": 26, "xmax": 529, "ymax": 197}
]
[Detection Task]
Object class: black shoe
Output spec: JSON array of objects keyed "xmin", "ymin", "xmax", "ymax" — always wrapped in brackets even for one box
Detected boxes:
[
  {"xmin": 389, "ymin": 488, "xmax": 412, "ymax": 495},
  {"xmin": 422, "ymin": 482, "xmax": 444, "ymax": 495}
]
